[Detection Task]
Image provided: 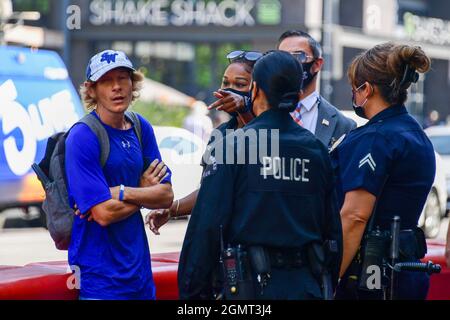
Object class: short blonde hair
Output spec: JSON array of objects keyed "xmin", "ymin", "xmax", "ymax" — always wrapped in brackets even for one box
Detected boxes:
[{"xmin": 79, "ymin": 70, "xmax": 145, "ymax": 110}]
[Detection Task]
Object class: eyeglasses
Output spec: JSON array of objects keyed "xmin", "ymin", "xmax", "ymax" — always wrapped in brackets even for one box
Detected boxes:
[
  {"xmin": 352, "ymin": 82, "xmax": 367, "ymax": 95},
  {"xmin": 226, "ymin": 50, "xmax": 263, "ymax": 64},
  {"xmin": 291, "ymin": 51, "xmax": 315, "ymax": 63},
  {"xmin": 351, "ymin": 82, "xmax": 373, "ymax": 100}
]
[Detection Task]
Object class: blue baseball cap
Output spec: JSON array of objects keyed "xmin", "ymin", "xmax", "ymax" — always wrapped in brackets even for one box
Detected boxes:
[{"xmin": 85, "ymin": 50, "xmax": 135, "ymax": 82}]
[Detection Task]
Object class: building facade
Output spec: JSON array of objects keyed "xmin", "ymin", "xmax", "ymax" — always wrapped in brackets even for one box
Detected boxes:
[{"xmin": 9, "ymin": 0, "xmax": 450, "ymax": 123}]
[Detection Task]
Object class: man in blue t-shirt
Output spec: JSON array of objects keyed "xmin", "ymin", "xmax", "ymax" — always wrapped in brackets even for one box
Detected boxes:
[{"xmin": 65, "ymin": 50, "xmax": 174, "ymax": 300}]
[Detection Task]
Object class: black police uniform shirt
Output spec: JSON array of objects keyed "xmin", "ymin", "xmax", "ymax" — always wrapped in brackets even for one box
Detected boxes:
[
  {"xmin": 200, "ymin": 116, "xmax": 238, "ymax": 170},
  {"xmin": 178, "ymin": 108, "xmax": 342, "ymax": 299},
  {"xmin": 331, "ymin": 104, "xmax": 436, "ymax": 230}
]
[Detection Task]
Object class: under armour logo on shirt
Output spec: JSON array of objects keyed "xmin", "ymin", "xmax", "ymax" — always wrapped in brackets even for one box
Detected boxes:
[
  {"xmin": 122, "ymin": 140, "xmax": 131, "ymax": 149},
  {"xmin": 359, "ymin": 153, "xmax": 376, "ymax": 172}
]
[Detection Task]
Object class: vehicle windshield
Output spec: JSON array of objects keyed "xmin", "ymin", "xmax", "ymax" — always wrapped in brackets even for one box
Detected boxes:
[
  {"xmin": 159, "ymin": 136, "xmax": 198, "ymax": 155},
  {"xmin": 429, "ymin": 135, "xmax": 450, "ymax": 155}
]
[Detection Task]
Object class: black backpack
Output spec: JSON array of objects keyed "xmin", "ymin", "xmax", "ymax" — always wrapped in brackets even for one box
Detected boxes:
[{"xmin": 32, "ymin": 111, "xmax": 142, "ymax": 250}]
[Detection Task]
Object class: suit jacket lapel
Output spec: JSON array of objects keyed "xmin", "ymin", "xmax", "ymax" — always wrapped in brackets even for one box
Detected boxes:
[{"xmin": 315, "ymin": 99, "xmax": 337, "ymax": 147}]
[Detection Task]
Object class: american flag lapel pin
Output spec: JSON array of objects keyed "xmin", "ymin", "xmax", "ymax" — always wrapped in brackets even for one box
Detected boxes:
[{"xmin": 322, "ymin": 119, "xmax": 330, "ymax": 126}]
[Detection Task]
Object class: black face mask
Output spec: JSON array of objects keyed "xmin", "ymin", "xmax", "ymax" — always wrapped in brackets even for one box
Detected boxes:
[
  {"xmin": 352, "ymin": 104, "xmax": 367, "ymax": 119},
  {"xmin": 221, "ymin": 87, "xmax": 251, "ymax": 117},
  {"xmin": 301, "ymin": 60, "xmax": 318, "ymax": 89},
  {"xmin": 351, "ymin": 83, "xmax": 369, "ymax": 119}
]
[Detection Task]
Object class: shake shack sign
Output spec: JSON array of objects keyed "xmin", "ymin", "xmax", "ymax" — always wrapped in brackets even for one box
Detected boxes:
[{"xmin": 89, "ymin": 0, "xmax": 282, "ymax": 27}]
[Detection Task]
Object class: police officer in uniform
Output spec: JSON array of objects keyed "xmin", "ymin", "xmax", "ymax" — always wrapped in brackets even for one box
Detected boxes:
[
  {"xmin": 146, "ymin": 50, "xmax": 261, "ymax": 232},
  {"xmin": 332, "ymin": 43, "xmax": 435, "ymax": 300},
  {"xmin": 178, "ymin": 51, "xmax": 342, "ymax": 300}
]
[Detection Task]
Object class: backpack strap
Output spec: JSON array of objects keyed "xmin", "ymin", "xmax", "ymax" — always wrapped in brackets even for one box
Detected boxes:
[
  {"xmin": 78, "ymin": 113, "xmax": 110, "ymax": 168},
  {"xmin": 68, "ymin": 111, "xmax": 143, "ymax": 168},
  {"xmin": 125, "ymin": 111, "xmax": 143, "ymax": 150}
]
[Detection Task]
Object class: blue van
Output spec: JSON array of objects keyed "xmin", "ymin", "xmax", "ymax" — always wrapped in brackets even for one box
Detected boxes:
[{"xmin": 0, "ymin": 46, "xmax": 84, "ymax": 222}]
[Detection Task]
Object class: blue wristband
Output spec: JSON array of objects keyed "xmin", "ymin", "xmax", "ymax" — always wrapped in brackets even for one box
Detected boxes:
[{"xmin": 119, "ymin": 184, "xmax": 125, "ymax": 201}]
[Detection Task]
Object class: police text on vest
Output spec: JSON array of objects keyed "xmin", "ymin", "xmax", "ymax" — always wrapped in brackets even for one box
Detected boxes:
[{"xmin": 261, "ymin": 157, "xmax": 310, "ymax": 182}]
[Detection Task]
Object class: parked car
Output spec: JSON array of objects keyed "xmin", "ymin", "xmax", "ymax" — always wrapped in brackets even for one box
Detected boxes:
[
  {"xmin": 342, "ymin": 111, "xmax": 447, "ymax": 238},
  {"xmin": 425, "ymin": 125, "xmax": 450, "ymax": 214},
  {"xmin": 420, "ymin": 152, "xmax": 448, "ymax": 238},
  {"xmin": 152, "ymin": 126, "xmax": 206, "ymax": 200}
]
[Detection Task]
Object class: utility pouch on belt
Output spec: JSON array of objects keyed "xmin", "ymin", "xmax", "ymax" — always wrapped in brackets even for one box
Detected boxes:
[
  {"xmin": 248, "ymin": 246, "xmax": 271, "ymax": 275},
  {"xmin": 307, "ymin": 243, "xmax": 325, "ymax": 278},
  {"xmin": 399, "ymin": 227, "xmax": 427, "ymax": 261},
  {"xmin": 358, "ymin": 228, "xmax": 390, "ymax": 291}
]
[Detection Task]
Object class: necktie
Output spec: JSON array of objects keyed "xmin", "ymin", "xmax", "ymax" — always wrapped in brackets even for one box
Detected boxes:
[{"xmin": 291, "ymin": 103, "xmax": 303, "ymax": 126}]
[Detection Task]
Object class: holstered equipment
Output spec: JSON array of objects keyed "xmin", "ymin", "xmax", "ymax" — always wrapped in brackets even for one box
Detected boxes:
[
  {"xmin": 308, "ymin": 241, "xmax": 338, "ymax": 300},
  {"xmin": 220, "ymin": 244, "xmax": 255, "ymax": 300}
]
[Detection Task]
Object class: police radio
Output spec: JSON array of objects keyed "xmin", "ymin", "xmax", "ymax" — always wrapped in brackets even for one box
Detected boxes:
[
  {"xmin": 219, "ymin": 226, "xmax": 255, "ymax": 300},
  {"xmin": 358, "ymin": 226, "xmax": 390, "ymax": 291}
]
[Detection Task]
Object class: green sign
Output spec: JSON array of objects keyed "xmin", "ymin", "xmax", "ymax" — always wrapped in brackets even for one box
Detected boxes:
[
  {"xmin": 257, "ymin": 0, "xmax": 281, "ymax": 25},
  {"xmin": 403, "ymin": 12, "xmax": 416, "ymax": 37}
]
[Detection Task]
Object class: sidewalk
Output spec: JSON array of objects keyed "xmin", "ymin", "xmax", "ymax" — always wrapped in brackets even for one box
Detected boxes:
[{"xmin": 0, "ymin": 219, "xmax": 188, "ymax": 266}]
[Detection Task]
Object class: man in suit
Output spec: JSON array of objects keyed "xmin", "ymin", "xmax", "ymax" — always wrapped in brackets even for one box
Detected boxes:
[{"xmin": 278, "ymin": 30, "xmax": 356, "ymax": 149}]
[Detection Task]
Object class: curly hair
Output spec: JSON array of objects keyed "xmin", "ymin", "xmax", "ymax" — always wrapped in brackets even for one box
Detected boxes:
[{"xmin": 79, "ymin": 70, "xmax": 144, "ymax": 110}]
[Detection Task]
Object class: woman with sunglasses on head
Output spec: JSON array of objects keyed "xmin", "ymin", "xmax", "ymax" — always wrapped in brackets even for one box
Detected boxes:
[
  {"xmin": 207, "ymin": 50, "xmax": 262, "ymax": 123},
  {"xmin": 332, "ymin": 43, "xmax": 435, "ymax": 300},
  {"xmin": 178, "ymin": 50, "xmax": 342, "ymax": 300},
  {"xmin": 145, "ymin": 50, "xmax": 261, "ymax": 234}
]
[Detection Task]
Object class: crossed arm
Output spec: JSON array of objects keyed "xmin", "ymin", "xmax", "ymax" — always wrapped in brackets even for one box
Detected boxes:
[{"xmin": 79, "ymin": 160, "xmax": 174, "ymax": 227}]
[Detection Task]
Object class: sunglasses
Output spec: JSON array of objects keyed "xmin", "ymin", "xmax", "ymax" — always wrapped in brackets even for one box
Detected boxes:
[
  {"xmin": 227, "ymin": 50, "xmax": 263, "ymax": 64},
  {"xmin": 291, "ymin": 51, "xmax": 315, "ymax": 63}
]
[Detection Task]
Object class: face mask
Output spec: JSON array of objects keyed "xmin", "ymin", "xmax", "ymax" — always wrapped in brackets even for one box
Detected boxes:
[
  {"xmin": 221, "ymin": 87, "xmax": 251, "ymax": 117},
  {"xmin": 301, "ymin": 61, "xmax": 318, "ymax": 89},
  {"xmin": 352, "ymin": 83, "xmax": 369, "ymax": 119}
]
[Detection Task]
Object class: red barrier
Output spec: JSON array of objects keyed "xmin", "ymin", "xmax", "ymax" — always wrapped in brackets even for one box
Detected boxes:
[
  {"xmin": 422, "ymin": 241, "xmax": 450, "ymax": 300},
  {"xmin": 0, "ymin": 244, "xmax": 448, "ymax": 300},
  {"xmin": 0, "ymin": 253, "xmax": 179, "ymax": 300}
]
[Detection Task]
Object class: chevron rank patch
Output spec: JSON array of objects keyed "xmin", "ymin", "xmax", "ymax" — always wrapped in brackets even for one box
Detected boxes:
[{"xmin": 359, "ymin": 153, "xmax": 376, "ymax": 172}]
